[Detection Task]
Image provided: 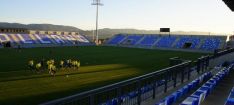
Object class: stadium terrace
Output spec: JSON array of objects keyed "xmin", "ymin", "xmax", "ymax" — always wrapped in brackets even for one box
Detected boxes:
[{"xmin": 0, "ymin": 33, "xmax": 92, "ymax": 47}]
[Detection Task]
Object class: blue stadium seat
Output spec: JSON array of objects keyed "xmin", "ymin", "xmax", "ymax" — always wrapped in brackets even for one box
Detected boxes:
[
  {"xmin": 190, "ymin": 91, "xmax": 206, "ymax": 104},
  {"xmin": 165, "ymin": 95, "xmax": 175, "ymax": 105},
  {"xmin": 122, "ymin": 35, "xmax": 143, "ymax": 45},
  {"xmin": 156, "ymin": 36, "xmax": 176, "ymax": 48},
  {"xmin": 201, "ymin": 38, "xmax": 221, "ymax": 50},
  {"xmin": 172, "ymin": 91, "xmax": 183, "ymax": 102},
  {"xmin": 198, "ymin": 86, "xmax": 210, "ymax": 97},
  {"xmin": 108, "ymin": 34, "xmax": 126, "ymax": 44},
  {"xmin": 107, "ymin": 34, "xmax": 225, "ymax": 51},
  {"xmin": 203, "ymin": 82, "xmax": 215, "ymax": 91},
  {"xmin": 225, "ymin": 87, "xmax": 234, "ymax": 105},
  {"xmin": 175, "ymin": 37, "xmax": 200, "ymax": 49},
  {"xmin": 180, "ymin": 64, "xmax": 233, "ymax": 105},
  {"xmin": 128, "ymin": 91, "xmax": 137, "ymax": 98},
  {"xmin": 154, "ymin": 70, "xmax": 213, "ymax": 105},
  {"xmin": 155, "ymin": 99, "xmax": 166, "ymax": 105},
  {"xmin": 180, "ymin": 96, "xmax": 199, "ymax": 105},
  {"xmin": 120, "ymin": 94, "xmax": 129, "ymax": 103},
  {"xmin": 139, "ymin": 35, "xmax": 158, "ymax": 46},
  {"xmin": 157, "ymin": 80, "xmax": 166, "ymax": 86}
]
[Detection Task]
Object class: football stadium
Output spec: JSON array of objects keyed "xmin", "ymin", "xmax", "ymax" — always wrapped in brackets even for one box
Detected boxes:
[{"xmin": 0, "ymin": 0, "xmax": 234, "ymax": 105}]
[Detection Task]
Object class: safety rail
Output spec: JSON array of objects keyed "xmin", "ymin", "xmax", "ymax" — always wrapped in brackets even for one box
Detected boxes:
[
  {"xmin": 41, "ymin": 48, "xmax": 234, "ymax": 105},
  {"xmin": 41, "ymin": 61, "xmax": 194, "ymax": 105}
]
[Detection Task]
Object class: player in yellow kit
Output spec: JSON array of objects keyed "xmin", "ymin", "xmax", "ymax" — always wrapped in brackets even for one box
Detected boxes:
[
  {"xmin": 73, "ymin": 60, "xmax": 80, "ymax": 70},
  {"xmin": 48, "ymin": 64, "xmax": 56, "ymax": 76},
  {"xmin": 35, "ymin": 62, "xmax": 42, "ymax": 73},
  {"xmin": 60, "ymin": 60, "xmax": 64, "ymax": 68},
  {"xmin": 28, "ymin": 60, "xmax": 34, "ymax": 72},
  {"xmin": 71, "ymin": 60, "xmax": 76, "ymax": 69},
  {"xmin": 77, "ymin": 60, "xmax": 80, "ymax": 70},
  {"xmin": 47, "ymin": 60, "xmax": 51, "ymax": 66}
]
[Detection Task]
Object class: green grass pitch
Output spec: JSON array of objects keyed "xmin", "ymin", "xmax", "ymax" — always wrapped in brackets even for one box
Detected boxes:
[{"xmin": 0, "ymin": 46, "xmax": 206, "ymax": 105}]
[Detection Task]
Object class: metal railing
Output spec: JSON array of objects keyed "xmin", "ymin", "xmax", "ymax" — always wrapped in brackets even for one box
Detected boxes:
[
  {"xmin": 213, "ymin": 48, "xmax": 234, "ymax": 59},
  {"xmin": 41, "ymin": 61, "xmax": 195, "ymax": 105},
  {"xmin": 41, "ymin": 48, "xmax": 234, "ymax": 105}
]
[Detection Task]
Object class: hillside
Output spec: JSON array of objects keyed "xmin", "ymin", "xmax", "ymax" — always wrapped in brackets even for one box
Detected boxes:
[
  {"xmin": 0, "ymin": 22, "xmax": 82, "ymax": 32},
  {"xmin": 83, "ymin": 28, "xmax": 223, "ymax": 39},
  {"xmin": 0, "ymin": 22, "xmax": 225, "ymax": 39}
]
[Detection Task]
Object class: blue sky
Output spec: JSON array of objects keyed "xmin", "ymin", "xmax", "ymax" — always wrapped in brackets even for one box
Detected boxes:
[{"xmin": 0, "ymin": 0, "xmax": 233, "ymax": 34}]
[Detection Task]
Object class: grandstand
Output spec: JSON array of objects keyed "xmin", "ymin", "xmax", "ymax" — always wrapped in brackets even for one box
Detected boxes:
[
  {"xmin": 138, "ymin": 35, "xmax": 158, "ymax": 46},
  {"xmin": 106, "ymin": 34, "xmax": 227, "ymax": 52},
  {"xmin": 0, "ymin": 33, "xmax": 93, "ymax": 48}
]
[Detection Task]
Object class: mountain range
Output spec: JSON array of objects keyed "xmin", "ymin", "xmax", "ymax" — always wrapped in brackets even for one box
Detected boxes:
[{"xmin": 0, "ymin": 22, "xmax": 226, "ymax": 39}]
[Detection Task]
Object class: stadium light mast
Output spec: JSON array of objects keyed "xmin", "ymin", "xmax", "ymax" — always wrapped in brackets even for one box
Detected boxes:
[{"xmin": 92, "ymin": 0, "xmax": 103, "ymax": 45}]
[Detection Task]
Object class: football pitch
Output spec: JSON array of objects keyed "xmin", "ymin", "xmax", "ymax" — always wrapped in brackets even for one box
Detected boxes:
[{"xmin": 0, "ymin": 46, "xmax": 206, "ymax": 105}]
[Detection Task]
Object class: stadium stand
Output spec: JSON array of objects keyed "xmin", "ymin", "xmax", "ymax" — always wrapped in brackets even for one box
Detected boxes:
[
  {"xmin": 120, "ymin": 35, "xmax": 143, "ymax": 45},
  {"xmin": 138, "ymin": 35, "xmax": 158, "ymax": 46},
  {"xmin": 107, "ymin": 34, "xmax": 126, "ymax": 45},
  {"xmin": 155, "ymin": 36, "xmax": 177, "ymax": 48},
  {"xmin": 106, "ymin": 34, "xmax": 227, "ymax": 51},
  {"xmin": 200, "ymin": 38, "xmax": 221, "ymax": 50},
  {"xmin": 175, "ymin": 37, "xmax": 200, "ymax": 49},
  {"xmin": 225, "ymin": 87, "xmax": 234, "ymax": 105},
  {"xmin": 153, "ymin": 63, "xmax": 234, "ymax": 105},
  {"xmin": 155, "ymin": 71, "xmax": 213, "ymax": 105},
  {"xmin": 179, "ymin": 65, "xmax": 232, "ymax": 105},
  {"xmin": 0, "ymin": 33, "xmax": 93, "ymax": 48}
]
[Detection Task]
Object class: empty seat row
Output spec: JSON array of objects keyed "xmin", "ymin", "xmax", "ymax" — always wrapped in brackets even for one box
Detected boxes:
[
  {"xmin": 155, "ymin": 36, "xmax": 177, "ymax": 48},
  {"xmin": 175, "ymin": 37, "xmax": 200, "ymax": 49},
  {"xmin": 139, "ymin": 35, "xmax": 158, "ymax": 46},
  {"xmin": 107, "ymin": 34, "xmax": 223, "ymax": 51},
  {"xmin": 180, "ymin": 66, "xmax": 232, "ymax": 105},
  {"xmin": 100, "ymin": 76, "xmax": 180, "ymax": 105},
  {"xmin": 155, "ymin": 72, "xmax": 212, "ymax": 105},
  {"xmin": 200, "ymin": 38, "xmax": 221, "ymax": 50},
  {"xmin": 121, "ymin": 35, "xmax": 143, "ymax": 45},
  {"xmin": 107, "ymin": 34, "xmax": 126, "ymax": 44},
  {"xmin": 225, "ymin": 87, "xmax": 234, "ymax": 105}
]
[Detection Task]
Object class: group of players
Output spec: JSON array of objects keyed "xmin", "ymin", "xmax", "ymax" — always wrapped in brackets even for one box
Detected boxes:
[{"xmin": 28, "ymin": 59, "xmax": 80, "ymax": 76}]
